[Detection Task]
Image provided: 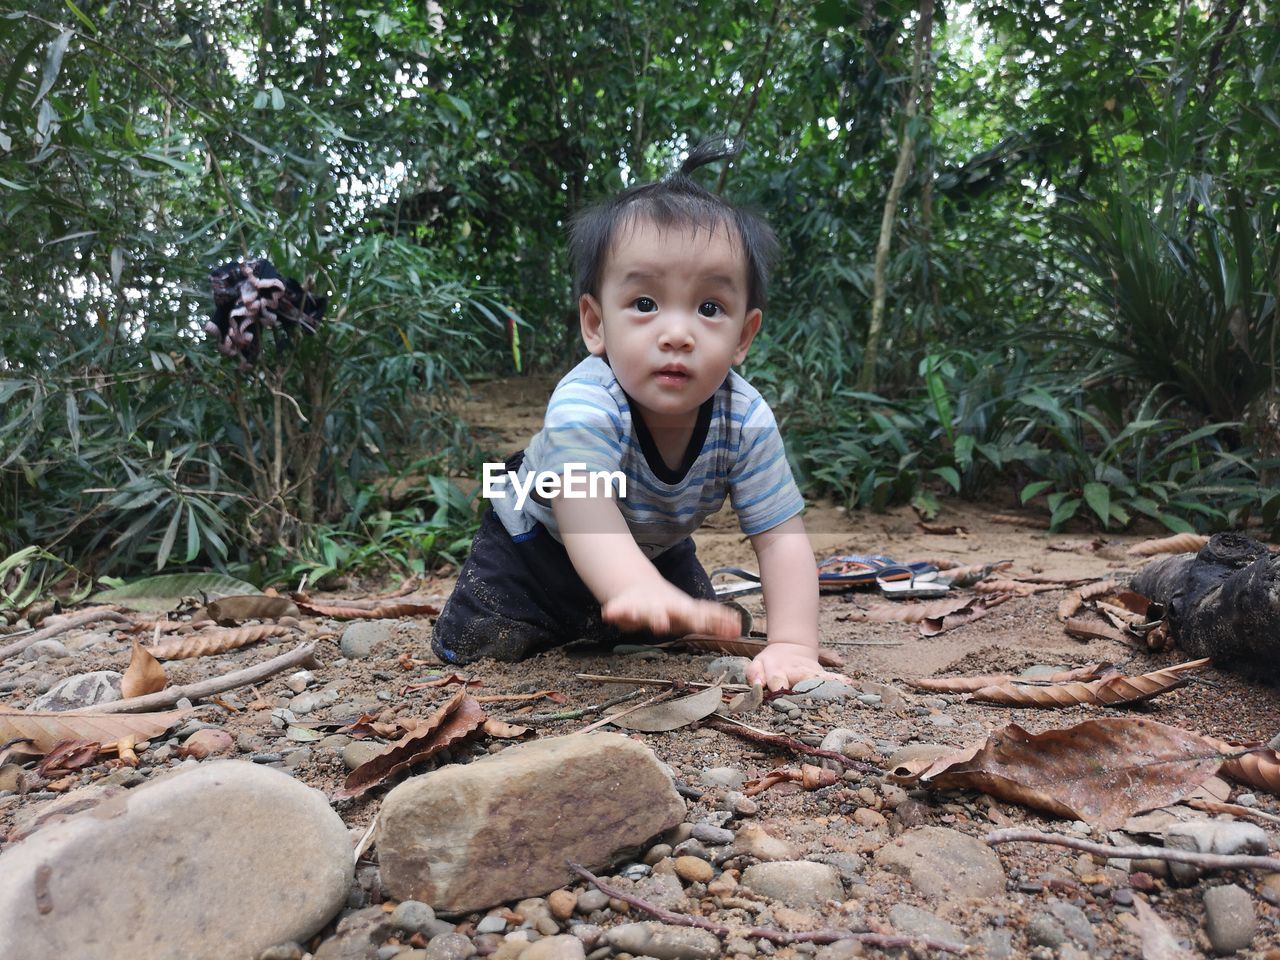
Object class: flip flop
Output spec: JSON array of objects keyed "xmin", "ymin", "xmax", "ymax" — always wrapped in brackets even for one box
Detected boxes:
[
  {"xmin": 711, "ymin": 566, "xmax": 763, "ymax": 598},
  {"xmin": 817, "ymin": 554, "xmax": 937, "ymax": 587},
  {"xmin": 877, "ymin": 570, "xmax": 950, "ymax": 599}
]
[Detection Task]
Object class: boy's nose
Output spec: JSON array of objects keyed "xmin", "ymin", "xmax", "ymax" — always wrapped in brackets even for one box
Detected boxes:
[{"xmin": 658, "ymin": 315, "xmax": 696, "ymax": 350}]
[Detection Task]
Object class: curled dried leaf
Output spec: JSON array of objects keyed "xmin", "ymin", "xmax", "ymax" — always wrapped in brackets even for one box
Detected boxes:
[
  {"xmin": 292, "ymin": 597, "xmax": 439, "ymax": 619},
  {"xmin": 121, "ymin": 637, "xmax": 167, "ymax": 698},
  {"xmin": 920, "ymin": 593, "xmax": 1013, "ymax": 637},
  {"xmin": 34, "ymin": 739, "xmax": 101, "ymax": 776},
  {"xmin": 968, "ymin": 658, "xmax": 1208, "ymax": 708},
  {"xmin": 206, "ymin": 594, "xmax": 300, "ymax": 623},
  {"xmin": 482, "ymin": 717, "xmax": 531, "ymax": 739},
  {"xmin": 1063, "ymin": 617, "xmax": 1128, "ymax": 643},
  {"xmin": 743, "ymin": 764, "xmax": 840, "ymax": 796},
  {"xmin": 840, "ymin": 595, "xmax": 974, "ymax": 624},
  {"xmin": 1058, "ymin": 593, "xmax": 1084, "ymax": 621},
  {"xmin": 146, "ymin": 623, "xmax": 293, "ymax": 659},
  {"xmin": 907, "ymin": 663, "xmax": 1114, "ymax": 694},
  {"xmin": 974, "ymin": 579, "xmax": 1065, "ymax": 596},
  {"xmin": 1127, "ymin": 533, "xmax": 1210, "ymax": 557},
  {"xmin": 1204, "ymin": 737, "xmax": 1280, "ymax": 795},
  {"xmin": 0, "ymin": 706, "xmax": 187, "ymax": 756}
]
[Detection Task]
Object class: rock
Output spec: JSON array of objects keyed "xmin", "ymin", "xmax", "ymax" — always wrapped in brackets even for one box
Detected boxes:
[
  {"xmin": 704, "ymin": 657, "xmax": 751, "ymax": 684},
  {"xmin": 521, "ymin": 935, "xmax": 586, "ymax": 960},
  {"xmin": 884, "ymin": 743, "xmax": 952, "ymax": 773},
  {"xmin": 0, "ymin": 763, "xmax": 23, "ymax": 792},
  {"xmin": 1027, "ymin": 913, "xmax": 1065, "ymax": 949},
  {"xmin": 424, "ymin": 932, "xmax": 475, "ymax": 960},
  {"xmin": 343, "ymin": 740, "xmax": 386, "ymax": 771},
  {"xmin": 732, "ymin": 823, "xmax": 799, "ymax": 862},
  {"xmin": 690, "ymin": 822, "xmax": 734, "ymax": 845},
  {"xmin": 874, "ymin": 827, "xmax": 1005, "ymax": 902},
  {"xmin": 0, "ymin": 760, "xmax": 352, "ymax": 960},
  {"xmin": 313, "ymin": 906, "xmax": 394, "ymax": 960},
  {"xmin": 852, "ymin": 808, "xmax": 886, "ymax": 830},
  {"xmin": 814, "ymin": 943, "xmax": 863, "ymax": 960},
  {"xmin": 179, "ymin": 728, "xmax": 234, "ymax": 759},
  {"xmin": 22, "ymin": 639, "xmax": 70, "ymax": 661},
  {"xmin": 790, "ymin": 678, "xmax": 856, "ymax": 701},
  {"xmin": 700, "ymin": 766, "xmax": 746, "ymax": 790},
  {"xmin": 605, "ymin": 921, "xmax": 722, "ymax": 960},
  {"xmin": 576, "ymin": 889, "xmax": 610, "ymax": 913},
  {"xmin": 377, "ymin": 732, "xmax": 685, "ymax": 913},
  {"xmin": 258, "ymin": 943, "xmax": 305, "ymax": 960},
  {"xmin": 970, "ymin": 929, "xmax": 1013, "ymax": 960},
  {"xmin": 391, "ymin": 901, "xmax": 437, "ymax": 935},
  {"xmin": 1165, "ymin": 821, "xmax": 1271, "ymax": 884},
  {"xmin": 740, "ymin": 861, "xmax": 842, "ymax": 907},
  {"xmin": 888, "ymin": 904, "xmax": 962, "ymax": 944},
  {"xmin": 475, "ymin": 914, "xmax": 507, "ymax": 934},
  {"xmin": 1045, "ymin": 900, "xmax": 1094, "ymax": 950},
  {"xmin": 339, "ymin": 620, "xmax": 395, "ymax": 659},
  {"xmin": 547, "ymin": 888, "xmax": 577, "ymax": 920},
  {"xmin": 28, "ymin": 671, "xmax": 122, "ymax": 711},
  {"xmin": 1203, "ymin": 884, "xmax": 1256, "ymax": 955},
  {"xmin": 674, "ymin": 856, "xmax": 714, "ymax": 883}
]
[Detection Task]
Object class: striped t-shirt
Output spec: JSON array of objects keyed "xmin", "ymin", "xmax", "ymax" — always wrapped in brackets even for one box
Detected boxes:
[{"xmin": 489, "ymin": 356, "xmax": 805, "ymax": 557}]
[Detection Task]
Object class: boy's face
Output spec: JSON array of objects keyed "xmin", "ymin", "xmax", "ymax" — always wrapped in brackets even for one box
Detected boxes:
[{"xmin": 579, "ymin": 218, "xmax": 761, "ymax": 430}]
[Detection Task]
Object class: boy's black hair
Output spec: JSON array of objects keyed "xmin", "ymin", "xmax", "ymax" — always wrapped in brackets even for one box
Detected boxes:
[{"xmin": 569, "ymin": 137, "xmax": 780, "ymax": 311}]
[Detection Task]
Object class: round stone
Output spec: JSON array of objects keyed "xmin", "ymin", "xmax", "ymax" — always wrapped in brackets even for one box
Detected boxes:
[
  {"xmin": 391, "ymin": 900, "xmax": 438, "ymax": 935},
  {"xmin": 547, "ymin": 888, "xmax": 577, "ymax": 920},
  {"xmin": 674, "ymin": 856, "xmax": 714, "ymax": 883}
]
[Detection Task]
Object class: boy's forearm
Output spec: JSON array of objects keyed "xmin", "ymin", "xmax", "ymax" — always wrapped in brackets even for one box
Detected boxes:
[
  {"xmin": 750, "ymin": 514, "xmax": 820, "ymax": 653},
  {"xmin": 551, "ymin": 494, "xmax": 664, "ymax": 604}
]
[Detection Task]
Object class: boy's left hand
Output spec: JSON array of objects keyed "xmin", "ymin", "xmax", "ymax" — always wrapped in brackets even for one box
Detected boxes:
[{"xmin": 746, "ymin": 641, "xmax": 849, "ymax": 692}]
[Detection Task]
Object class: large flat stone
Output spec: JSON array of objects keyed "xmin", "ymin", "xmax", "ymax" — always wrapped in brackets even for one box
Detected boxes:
[
  {"xmin": 0, "ymin": 760, "xmax": 352, "ymax": 960},
  {"xmin": 874, "ymin": 826, "xmax": 1005, "ymax": 903},
  {"xmin": 377, "ymin": 732, "xmax": 685, "ymax": 913}
]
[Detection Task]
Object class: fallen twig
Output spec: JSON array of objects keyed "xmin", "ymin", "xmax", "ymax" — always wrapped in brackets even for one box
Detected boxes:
[
  {"xmin": 986, "ymin": 827, "xmax": 1280, "ymax": 872},
  {"xmin": 1183, "ymin": 797, "xmax": 1280, "ymax": 826},
  {"xmin": 706, "ymin": 716, "xmax": 879, "ymax": 773},
  {"xmin": 66, "ymin": 642, "xmax": 321, "ymax": 714},
  {"xmin": 576, "ymin": 673, "xmax": 751, "ymax": 692},
  {"xmin": 568, "ymin": 862, "xmax": 968, "ymax": 953},
  {"xmin": 519, "ymin": 690, "xmax": 646, "ymax": 725},
  {"xmin": 0, "ymin": 609, "xmax": 129, "ymax": 662}
]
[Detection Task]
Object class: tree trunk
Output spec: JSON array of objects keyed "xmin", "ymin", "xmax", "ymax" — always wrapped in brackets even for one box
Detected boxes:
[{"xmin": 857, "ymin": 0, "xmax": 934, "ymax": 393}]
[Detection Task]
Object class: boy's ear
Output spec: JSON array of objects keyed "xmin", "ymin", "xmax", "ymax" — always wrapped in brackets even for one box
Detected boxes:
[
  {"xmin": 732, "ymin": 308, "xmax": 762, "ymax": 365},
  {"xmin": 579, "ymin": 294, "xmax": 607, "ymax": 357}
]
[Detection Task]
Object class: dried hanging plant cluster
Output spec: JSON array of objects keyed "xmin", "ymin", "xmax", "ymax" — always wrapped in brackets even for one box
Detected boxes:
[{"xmin": 206, "ymin": 259, "xmax": 326, "ymax": 366}]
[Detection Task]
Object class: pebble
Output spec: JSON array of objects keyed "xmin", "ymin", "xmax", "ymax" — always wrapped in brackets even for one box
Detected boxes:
[
  {"xmin": 855, "ymin": 693, "xmax": 881, "ymax": 706},
  {"xmin": 1203, "ymin": 884, "xmax": 1256, "ymax": 955},
  {"xmin": 547, "ymin": 888, "xmax": 577, "ymax": 920},
  {"xmin": 521, "ymin": 934, "xmax": 586, "ymax": 960},
  {"xmin": 1027, "ymin": 913, "xmax": 1065, "ymax": 949},
  {"xmin": 257, "ymin": 943, "xmax": 304, "ymax": 960},
  {"xmin": 1165, "ymin": 821, "xmax": 1270, "ymax": 884},
  {"xmin": 0, "ymin": 763, "xmax": 24, "ymax": 792},
  {"xmin": 690, "ymin": 823, "xmax": 734, "ymax": 845},
  {"xmin": 425, "ymin": 932, "xmax": 476, "ymax": 960},
  {"xmin": 740, "ymin": 861, "xmax": 843, "ymax": 907},
  {"xmin": 888, "ymin": 904, "xmax": 962, "ymax": 944},
  {"xmin": 644, "ymin": 843, "xmax": 674, "ymax": 865},
  {"xmin": 853, "ymin": 808, "xmax": 886, "ymax": 829},
  {"xmin": 790, "ymin": 678, "xmax": 856, "ymax": 701},
  {"xmin": 0, "ymin": 760, "xmax": 352, "ymax": 959},
  {"xmin": 180, "ymin": 728, "xmax": 235, "ymax": 759},
  {"xmin": 874, "ymin": 826, "xmax": 1005, "ymax": 900},
  {"xmin": 733, "ymin": 823, "xmax": 799, "ymax": 862},
  {"xmin": 674, "ymin": 856, "xmax": 714, "ymax": 883},
  {"xmin": 619, "ymin": 862, "xmax": 651, "ymax": 880},
  {"xmin": 22, "ymin": 639, "xmax": 70, "ymax": 661},
  {"xmin": 285, "ymin": 670, "xmax": 314, "ymax": 693},
  {"xmin": 339, "ymin": 620, "xmax": 395, "ymax": 659},
  {"xmin": 605, "ymin": 921, "xmax": 722, "ymax": 960},
  {"xmin": 769, "ymin": 697, "xmax": 800, "ymax": 713},
  {"xmin": 1045, "ymin": 900, "xmax": 1095, "ymax": 950},
  {"xmin": 343, "ymin": 740, "xmax": 386, "ymax": 771},
  {"xmin": 576, "ymin": 890, "xmax": 610, "ymax": 913},
  {"xmin": 704, "ymin": 657, "xmax": 751, "ymax": 684}
]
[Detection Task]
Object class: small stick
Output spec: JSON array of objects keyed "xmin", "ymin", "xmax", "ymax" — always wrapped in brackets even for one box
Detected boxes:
[
  {"xmin": 0, "ymin": 609, "xmax": 129, "ymax": 662},
  {"xmin": 823, "ymin": 639, "xmax": 904, "ymax": 647},
  {"xmin": 577, "ymin": 673, "xmax": 751, "ymax": 692},
  {"xmin": 354, "ymin": 813, "xmax": 379, "ymax": 864},
  {"xmin": 987, "ymin": 827, "xmax": 1280, "ymax": 872},
  {"xmin": 1184, "ymin": 797, "xmax": 1280, "ymax": 826},
  {"xmin": 66, "ymin": 643, "xmax": 321, "ymax": 714},
  {"xmin": 568, "ymin": 862, "xmax": 968, "ymax": 953},
  {"xmin": 575, "ymin": 688, "xmax": 673, "ymax": 734},
  {"xmin": 707, "ymin": 716, "xmax": 880, "ymax": 773},
  {"xmin": 519, "ymin": 690, "xmax": 645, "ymax": 724}
]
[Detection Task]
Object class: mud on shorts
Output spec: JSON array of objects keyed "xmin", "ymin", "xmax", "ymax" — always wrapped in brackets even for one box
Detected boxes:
[{"xmin": 430, "ymin": 502, "xmax": 714, "ymax": 664}]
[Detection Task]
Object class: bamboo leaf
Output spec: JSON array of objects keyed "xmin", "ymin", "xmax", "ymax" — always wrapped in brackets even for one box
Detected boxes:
[{"xmin": 33, "ymin": 29, "xmax": 72, "ymax": 106}]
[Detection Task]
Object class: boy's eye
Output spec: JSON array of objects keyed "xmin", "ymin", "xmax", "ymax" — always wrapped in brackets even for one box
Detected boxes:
[
  {"xmin": 633, "ymin": 297, "xmax": 657, "ymax": 313},
  {"xmin": 698, "ymin": 301, "xmax": 723, "ymax": 318}
]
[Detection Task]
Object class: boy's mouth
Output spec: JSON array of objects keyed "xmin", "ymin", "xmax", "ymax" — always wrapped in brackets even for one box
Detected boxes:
[{"xmin": 654, "ymin": 365, "xmax": 691, "ymax": 385}]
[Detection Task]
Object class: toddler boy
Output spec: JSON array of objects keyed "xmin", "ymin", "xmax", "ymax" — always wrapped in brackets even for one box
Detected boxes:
[{"xmin": 431, "ymin": 141, "xmax": 842, "ymax": 691}]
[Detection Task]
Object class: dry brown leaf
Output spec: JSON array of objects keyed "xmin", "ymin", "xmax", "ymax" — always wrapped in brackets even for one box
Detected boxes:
[
  {"xmin": 973, "ymin": 579, "xmax": 1065, "ymax": 596},
  {"xmin": 292, "ymin": 596, "xmax": 439, "ymax": 619},
  {"xmin": 920, "ymin": 593, "xmax": 1013, "ymax": 637},
  {"xmin": 400, "ymin": 673, "xmax": 476, "ymax": 693},
  {"xmin": 938, "ymin": 560, "xmax": 1015, "ymax": 587},
  {"xmin": 333, "ymin": 690, "xmax": 486, "ymax": 800},
  {"xmin": 1127, "ymin": 533, "xmax": 1210, "ymax": 557},
  {"xmin": 34, "ymin": 739, "xmax": 101, "ymax": 776},
  {"xmin": 206, "ymin": 594, "xmax": 300, "ymax": 623},
  {"xmin": 1057, "ymin": 593, "xmax": 1084, "ymax": 621},
  {"xmin": 607, "ymin": 685, "xmax": 723, "ymax": 732},
  {"xmin": 121, "ymin": 637, "xmax": 167, "ymax": 698},
  {"xmin": 0, "ymin": 705, "xmax": 187, "ymax": 756},
  {"xmin": 968, "ymin": 658, "xmax": 1209, "ymax": 708},
  {"xmin": 906, "ymin": 663, "xmax": 1115, "ymax": 694},
  {"xmin": 888, "ymin": 717, "xmax": 1225, "ymax": 829},
  {"xmin": 679, "ymin": 634, "xmax": 844, "ymax": 669},
  {"xmin": 988, "ymin": 512, "xmax": 1050, "ymax": 528},
  {"xmin": 1063, "ymin": 617, "xmax": 1128, "ymax": 643},
  {"xmin": 1204, "ymin": 737, "xmax": 1280, "ymax": 795},
  {"xmin": 839, "ymin": 595, "xmax": 974, "ymax": 624},
  {"xmin": 482, "ymin": 718, "xmax": 531, "ymax": 738},
  {"xmin": 146, "ymin": 623, "xmax": 293, "ymax": 659}
]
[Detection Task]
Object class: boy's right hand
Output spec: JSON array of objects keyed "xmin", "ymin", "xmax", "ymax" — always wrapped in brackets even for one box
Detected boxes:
[{"xmin": 602, "ymin": 583, "xmax": 740, "ymax": 639}]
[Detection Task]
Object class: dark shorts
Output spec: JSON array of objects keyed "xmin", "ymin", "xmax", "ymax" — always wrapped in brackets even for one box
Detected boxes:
[{"xmin": 430, "ymin": 504, "xmax": 714, "ymax": 664}]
